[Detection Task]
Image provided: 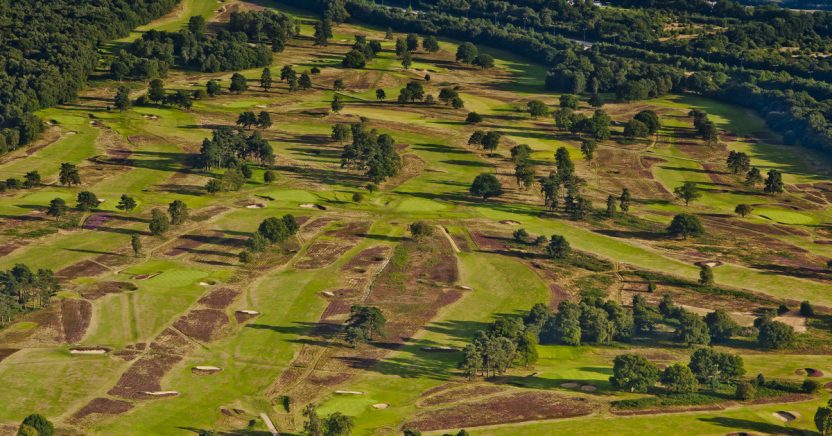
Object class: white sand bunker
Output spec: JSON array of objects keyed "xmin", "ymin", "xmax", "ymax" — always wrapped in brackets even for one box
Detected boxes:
[
  {"xmin": 70, "ymin": 347, "xmax": 109, "ymax": 355},
  {"xmin": 499, "ymin": 220, "xmax": 521, "ymax": 225},
  {"xmin": 560, "ymin": 382, "xmax": 580, "ymax": 389},
  {"xmin": 773, "ymin": 411, "xmax": 798, "ymax": 422},
  {"xmin": 300, "ymin": 203, "xmax": 327, "ymax": 210},
  {"xmin": 245, "ymin": 204, "xmax": 265, "ymax": 209},
  {"xmin": 322, "ymin": 291, "xmax": 335, "ymax": 297},
  {"xmin": 192, "ymin": 366, "xmax": 222, "ymax": 375},
  {"xmin": 65, "ymin": 131, "xmax": 77, "ymax": 135},
  {"xmin": 580, "ymin": 385, "xmax": 597, "ymax": 392},
  {"xmin": 372, "ymin": 403, "xmax": 389, "ymax": 409},
  {"xmin": 142, "ymin": 391, "xmax": 179, "ymax": 397},
  {"xmin": 458, "ymin": 285, "xmax": 473, "ymax": 291},
  {"xmin": 335, "ymin": 390, "xmax": 364, "ymax": 395},
  {"xmin": 237, "ymin": 310, "xmax": 259, "ymax": 315}
]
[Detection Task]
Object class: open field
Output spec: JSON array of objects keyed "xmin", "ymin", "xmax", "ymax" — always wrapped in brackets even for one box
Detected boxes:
[{"xmin": 1, "ymin": 0, "xmax": 832, "ymax": 434}]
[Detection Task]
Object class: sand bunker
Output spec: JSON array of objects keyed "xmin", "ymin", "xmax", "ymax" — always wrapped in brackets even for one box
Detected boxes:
[
  {"xmin": 141, "ymin": 391, "xmax": 179, "ymax": 397},
  {"xmin": 773, "ymin": 411, "xmax": 797, "ymax": 422},
  {"xmin": 322, "ymin": 291, "xmax": 335, "ymax": 297},
  {"xmin": 458, "ymin": 285, "xmax": 473, "ymax": 291},
  {"xmin": 237, "ymin": 310, "xmax": 259, "ymax": 315},
  {"xmin": 245, "ymin": 204, "xmax": 265, "ymax": 209},
  {"xmin": 70, "ymin": 347, "xmax": 109, "ymax": 355},
  {"xmin": 499, "ymin": 220, "xmax": 521, "ymax": 225},
  {"xmin": 300, "ymin": 203, "xmax": 327, "ymax": 210},
  {"xmin": 695, "ymin": 260, "xmax": 723, "ymax": 268},
  {"xmin": 580, "ymin": 385, "xmax": 597, "ymax": 392},
  {"xmin": 560, "ymin": 382, "xmax": 580, "ymax": 389},
  {"xmin": 421, "ymin": 346, "xmax": 459, "ymax": 352},
  {"xmin": 372, "ymin": 403, "xmax": 389, "ymax": 409},
  {"xmin": 335, "ymin": 390, "xmax": 364, "ymax": 395},
  {"xmin": 192, "ymin": 366, "xmax": 222, "ymax": 375}
]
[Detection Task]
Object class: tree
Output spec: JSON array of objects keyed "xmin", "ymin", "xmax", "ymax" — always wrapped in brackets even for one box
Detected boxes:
[
  {"xmin": 47, "ymin": 198, "xmax": 67, "ymax": 219},
  {"xmin": 667, "ymin": 214, "xmax": 704, "ymax": 239},
  {"xmin": 757, "ymin": 320, "xmax": 795, "ymax": 349},
  {"xmin": 688, "ymin": 348, "xmax": 745, "ymax": 388},
  {"xmin": 704, "ymin": 309, "xmax": 738, "ymax": 343},
  {"xmin": 514, "ymin": 163, "xmax": 535, "ymax": 190},
  {"xmin": 661, "ymin": 364, "xmax": 697, "ymax": 393},
  {"xmin": 510, "ymin": 144, "xmax": 532, "ymax": 164},
  {"xmin": 481, "ymin": 131, "xmax": 501, "ymax": 153},
  {"xmin": 676, "ymin": 310, "xmax": 711, "ymax": 346},
  {"xmin": 116, "ymin": 194, "xmax": 137, "ymax": 211},
  {"xmin": 313, "ymin": 21, "xmax": 329, "ymax": 46},
  {"xmin": 19, "ymin": 414, "xmax": 53, "ymax": 436},
  {"xmin": 303, "ymin": 404, "xmax": 322, "ymax": 436},
  {"xmin": 297, "ymin": 71, "xmax": 311, "ymax": 91},
  {"xmin": 619, "ymin": 188, "xmax": 631, "ymax": 213},
  {"xmin": 230, "ymin": 73, "xmax": 247, "ymax": 93},
  {"xmin": 409, "ymin": 221, "xmax": 434, "ymax": 238},
  {"xmin": 260, "ymin": 68, "xmax": 272, "ymax": 91},
  {"xmin": 375, "ymin": 89, "xmax": 386, "ymax": 101},
  {"xmin": 322, "ymin": 412, "xmax": 353, "ymax": 436},
  {"xmin": 764, "ymin": 169, "xmax": 784, "ymax": 194},
  {"xmin": 589, "ymin": 93, "xmax": 604, "ymax": 108},
  {"xmin": 726, "ymin": 151, "xmax": 750, "ymax": 175},
  {"xmin": 816, "ymin": 400, "xmax": 832, "ymax": 436},
  {"xmin": 610, "ymin": 354, "xmax": 659, "ymax": 393},
  {"xmin": 257, "ymin": 111, "xmax": 272, "ymax": 129},
  {"xmin": 546, "ymin": 235, "xmax": 570, "ymax": 259},
  {"xmin": 332, "ymin": 124, "xmax": 351, "ymax": 143},
  {"xmin": 527, "ymin": 100, "xmax": 548, "ymax": 118},
  {"xmin": 237, "ymin": 111, "xmax": 257, "ymax": 129},
  {"xmin": 624, "ymin": 119, "xmax": 650, "ymax": 138},
  {"xmin": 401, "ymin": 52, "xmax": 412, "ymax": 69},
  {"xmin": 513, "ymin": 228, "xmax": 529, "ymax": 243},
  {"xmin": 455, "ymin": 42, "xmax": 478, "ymax": 63},
  {"xmin": 736, "ymin": 381, "xmax": 756, "ymax": 400},
  {"xmin": 422, "ymin": 35, "xmax": 439, "ymax": 52},
  {"xmin": 674, "ymin": 182, "xmax": 701, "ymax": 206},
  {"xmin": 734, "ymin": 204, "xmax": 753, "ymax": 218},
  {"xmin": 745, "ymin": 167, "xmax": 763, "ymax": 187},
  {"xmin": 555, "ymin": 147, "xmax": 574, "ymax": 179},
  {"xmin": 21, "ymin": 170, "xmax": 39, "ymax": 188},
  {"xmin": 342, "ymin": 49, "xmax": 366, "ymax": 68},
  {"xmin": 281, "ymin": 65, "xmax": 297, "ymax": 83},
  {"xmin": 114, "ymin": 86, "xmax": 131, "ymax": 110},
  {"xmin": 345, "ymin": 305, "xmax": 386, "ymax": 346},
  {"xmin": 580, "ymin": 139, "xmax": 597, "ymax": 163},
  {"xmin": 559, "ymin": 94, "xmax": 579, "ymax": 109},
  {"xmin": 800, "ymin": 301, "xmax": 815, "ymax": 317},
  {"xmin": 634, "ymin": 110, "xmax": 660, "ymax": 134},
  {"xmin": 206, "ymin": 80, "xmax": 221, "ymax": 97},
  {"xmin": 465, "ymin": 112, "xmax": 482, "ymax": 123},
  {"xmin": 405, "ymin": 33, "xmax": 419, "ymax": 51},
  {"xmin": 331, "ymin": 95, "xmax": 344, "ymax": 113},
  {"xmin": 131, "ymin": 234, "xmax": 142, "ymax": 257},
  {"xmin": 699, "ymin": 264, "xmax": 714, "ymax": 287},
  {"xmin": 206, "ymin": 179, "xmax": 222, "ymax": 193},
  {"xmin": 606, "ymin": 195, "xmax": 617, "ymax": 217},
  {"xmin": 450, "ymin": 96, "xmax": 464, "ymax": 109},
  {"xmin": 472, "ymin": 54, "xmax": 494, "ymax": 69},
  {"xmin": 168, "ymin": 200, "xmax": 188, "ymax": 225},
  {"xmin": 633, "ymin": 294, "xmax": 660, "ymax": 334},
  {"xmin": 469, "ymin": 173, "xmax": 503, "ymax": 200},
  {"xmin": 149, "ymin": 208, "xmax": 170, "ymax": 236},
  {"xmin": 76, "ymin": 191, "xmax": 99, "ymax": 211},
  {"xmin": 188, "ymin": 15, "xmax": 206, "ymax": 36},
  {"xmin": 148, "ymin": 79, "xmax": 165, "ymax": 103}
]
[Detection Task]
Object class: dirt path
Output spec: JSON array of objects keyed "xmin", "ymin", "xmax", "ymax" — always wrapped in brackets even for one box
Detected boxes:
[
  {"xmin": 440, "ymin": 226, "xmax": 461, "ymax": 253},
  {"xmin": 260, "ymin": 412, "xmax": 279, "ymax": 435}
]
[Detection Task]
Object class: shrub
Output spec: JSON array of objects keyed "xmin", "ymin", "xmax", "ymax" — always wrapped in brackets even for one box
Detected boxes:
[
  {"xmin": 409, "ymin": 221, "xmax": 434, "ymax": 238},
  {"xmin": 800, "ymin": 301, "xmax": 815, "ymax": 317},
  {"xmin": 735, "ymin": 381, "xmax": 756, "ymax": 400},
  {"xmin": 803, "ymin": 379, "xmax": 822, "ymax": 393}
]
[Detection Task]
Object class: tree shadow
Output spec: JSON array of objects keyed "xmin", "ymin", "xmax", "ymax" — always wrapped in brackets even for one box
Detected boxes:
[{"xmin": 697, "ymin": 417, "xmax": 798, "ymax": 435}]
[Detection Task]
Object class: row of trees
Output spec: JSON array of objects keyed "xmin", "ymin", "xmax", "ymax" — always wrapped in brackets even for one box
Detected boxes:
[
  {"xmin": 610, "ymin": 348, "xmax": 744, "ymax": 393},
  {"xmin": 340, "ymin": 123, "xmax": 402, "ymax": 183},
  {"xmin": 198, "ymin": 127, "xmax": 275, "ymax": 169},
  {"xmin": 0, "ymin": 265, "xmax": 59, "ymax": 327},
  {"xmin": 239, "ymin": 215, "xmax": 300, "ymax": 264}
]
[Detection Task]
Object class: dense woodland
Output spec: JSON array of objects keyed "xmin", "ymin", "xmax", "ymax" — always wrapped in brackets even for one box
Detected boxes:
[
  {"xmin": 0, "ymin": 0, "xmax": 180, "ymax": 155},
  {"xmin": 279, "ymin": 0, "xmax": 832, "ymax": 157}
]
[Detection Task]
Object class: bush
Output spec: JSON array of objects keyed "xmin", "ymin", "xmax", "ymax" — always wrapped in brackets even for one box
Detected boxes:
[
  {"xmin": 757, "ymin": 320, "xmax": 795, "ymax": 349},
  {"xmin": 352, "ymin": 192, "xmax": 363, "ymax": 202},
  {"xmin": 465, "ymin": 112, "xmax": 483, "ymax": 123},
  {"xmin": 803, "ymin": 379, "xmax": 822, "ymax": 393},
  {"xmin": 409, "ymin": 221, "xmax": 434, "ymax": 238},
  {"xmin": 800, "ymin": 301, "xmax": 815, "ymax": 317},
  {"xmin": 513, "ymin": 228, "xmax": 529, "ymax": 243},
  {"xmin": 661, "ymin": 364, "xmax": 697, "ymax": 393},
  {"xmin": 735, "ymin": 381, "xmax": 756, "ymax": 400}
]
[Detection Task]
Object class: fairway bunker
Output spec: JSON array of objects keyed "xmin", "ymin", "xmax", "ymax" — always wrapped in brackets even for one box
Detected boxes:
[
  {"xmin": 335, "ymin": 390, "xmax": 364, "ymax": 395},
  {"xmin": 192, "ymin": 365, "xmax": 222, "ymax": 375},
  {"xmin": 235, "ymin": 309, "xmax": 260, "ymax": 323},
  {"xmin": 372, "ymin": 403, "xmax": 389, "ymax": 409},
  {"xmin": 141, "ymin": 391, "xmax": 179, "ymax": 397},
  {"xmin": 695, "ymin": 260, "xmax": 723, "ymax": 268},
  {"xmin": 132, "ymin": 272, "xmax": 161, "ymax": 280},
  {"xmin": 772, "ymin": 411, "xmax": 797, "ymax": 422},
  {"xmin": 69, "ymin": 347, "xmax": 109, "ymax": 355},
  {"xmin": 300, "ymin": 203, "xmax": 327, "ymax": 210},
  {"xmin": 499, "ymin": 220, "xmax": 521, "ymax": 225}
]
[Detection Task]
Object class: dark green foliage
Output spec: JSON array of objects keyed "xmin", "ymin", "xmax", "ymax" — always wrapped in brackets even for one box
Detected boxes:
[
  {"xmin": 345, "ymin": 306, "xmax": 386, "ymax": 346},
  {"xmin": 472, "ymin": 53, "xmax": 495, "ymax": 69},
  {"xmin": 168, "ymin": 200, "xmax": 188, "ymax": 225},
  {"xmin": 764, "ymin": 169, "xmax": 785, "ymax": 194},
  {"xmin": 341, "ymin": 123, "xmax": 401, "ymax": 183},
  {"xmin": 230, "ymin": 73, "xmax": 248, "ymax": 93},
  {"xmin": 455, "ymin": 42, "xmax": 478, "ymax": 63},
  {"xmin": 469, "ymin": 173, "xmax": 503, "ymax": 199},
  {"xmin": 800, "ymin": 301, "xmax": 815, "ymax": 317},
  {"xmin": 20, "ymin": 414, "xmax": 53, "ymax": 436},
  {"xmin": 131, "ymin": 234, "xmax": 142, "ymax": 257},
  {"xmin": 624, "ymin": 119, "xmax": 649, "ymax": 138},
  {"xmin": 661, "ymin": 364, "xmax": 697, "ymax": 393},
  {"xmin": 465, "ymin": 112, "xmax": 483, "ymax": 123},
  {"xmin": 726, "ymin": 151, "xmax": 751, "ymax": 175},
  {"xmin": 423, "ymin": 35, "xmax": 439, "ymax": 52},
  {"xmin": 149, "ymin": 208, "xmax": 170, "ymax": 236},
  {"xmin": 527, "ymin": 100, "xmax": 548, "ymax": 118},
  {"xmin": 76, "ymin": 191, "xmax": 99, "ymax": 211},
  {"xmin": 667, "ymin": 214, "xmax": 704, "ymax": 239},
  {"xmin": 675, "ymin": 310, "xmax": 711, "ymax": 346},
  {"xmin": 757, "ymin": 320, "xmax": 795, "ymax": 349},
  {"xmin": 198, "ymin": 127, "xmax": 274, "ymax": 168},
  {"xmin": 342, "ymin": 49, "xmax": 367, "ymax": 68},
  {"xmin": 816, "ymin": 400, "xmax": 832, "ymax": 436},
  {"xmin": 0, "ymin": 264, "xmax": 59, "ymax": 317},
  {"xmin": 610, "ymin": 354, "xmax": 659, "ymax": 393},
  {"xmin": 409, "ymin": 221, "xmax": 434, "ymax": 238},
  {"xmin": 634, "ymin": 110, "xmax": 660, "ymax": 133},
  {"xmin": 114, "ymin": 86, "xmax": 131, "ymax": 111},
  {"xmin": 704, "ymin": 309, "xmax": 738, "ymax": 343},
  {"xmin": 735, "ymin": 381, "xmax": 756, "ymax": 400},
  {"xmin": 734, "ymin": 203, "xmax": 753, "ymax": 217},
  {"xmin": 398, "ymin": 81, "xmax": 425, "ymax": 103},
  {"xmin": 699, "ymin": 264, "xmax": 714, "ymax": 287},
  {"xmin": 116, "ymin": 194, "xmax": 137, "ymax": 212},
  {"xmin": 47, "ymin": 198, "xmax": 68, "ymax": 219},
  {"xmin": 688, "ymin": 348, "xmax": 745, "ymax": 388},
  {"xmin": 545, "ymin": 234, "xmax": 570, "ymax": 259},
  {"xmin": 673, "ymin": 182, "xmax": 701, "ymax": 206}
]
